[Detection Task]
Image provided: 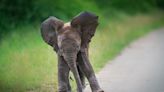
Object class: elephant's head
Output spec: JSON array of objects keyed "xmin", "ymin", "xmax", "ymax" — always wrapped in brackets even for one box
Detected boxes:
[
  {"xmin": 57, "ymin": 22, "xmax": 81, "ymax": 62},
  {"xmin": 40, "ymin": 11, "xmax": 98, "ymax": 92}
]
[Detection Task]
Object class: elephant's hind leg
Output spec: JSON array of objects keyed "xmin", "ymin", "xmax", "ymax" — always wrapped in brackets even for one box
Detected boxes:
[{"xmin": 77, "ymin": 52, "xmax": 104, "ymax": 92}]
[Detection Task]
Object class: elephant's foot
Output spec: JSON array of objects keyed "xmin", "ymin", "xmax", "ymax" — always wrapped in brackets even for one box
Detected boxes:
[
  {"xmin": 58, "ymin": 91, "xmax": 68, "ymax": 92},
  {"xmin": 58, "ymin": 90, "xmax": 71, "ymax": 92},
  {"xmin": 97, "ymin": 89, "xmax": 104, "ymax": 92},
  {"xmin": 93, "ymin": 89, "xmax": 104, "ymax": 92},
  {"xmin": 58, "ymin": 86, "xmax": 71, "ymax": 92},
  {"xmin": 58, "ymin": 89, "xmax": 67, "ymax": 92}
]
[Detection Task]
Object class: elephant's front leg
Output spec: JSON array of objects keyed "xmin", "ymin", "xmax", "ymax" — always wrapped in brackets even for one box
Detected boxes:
[
  {"xmin": 77, "ymin": 65, "xmax": 86, "ymax": 89},
  {"xmin": 58, "ymin": 55, "xmax": 71, "ymax": 92},
  {"xmin": 77, "ymin": 52, "xmax": 86, "ymax": 89},
  {"xmin": 77, "ymin": 52, "xmax": 104, "ymax": 92}
]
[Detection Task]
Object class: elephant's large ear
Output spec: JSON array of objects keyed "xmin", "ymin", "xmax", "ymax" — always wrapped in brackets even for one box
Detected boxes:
[
  {"xmin": 71, "ymin": 11, "xmax": 98, "ymax": 51},
  {"xmin": 40, "ymin": 16, "xmax": 64, "ymax": 52}
]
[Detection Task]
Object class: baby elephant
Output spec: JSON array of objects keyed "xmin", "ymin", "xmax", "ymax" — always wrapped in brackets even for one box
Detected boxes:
[{"xmin": 40, "ymin": 11, "xmax": 104, "ymax": 92}]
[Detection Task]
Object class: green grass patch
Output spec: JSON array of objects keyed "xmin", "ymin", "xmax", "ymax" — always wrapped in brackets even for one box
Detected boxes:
[
  {"xmin": 90, "ymin": 12, "xmax": 164, "ymax": 72},
  {"xmin": 0, "ymin": 12, "xmax": 164, "ymax": 92}
]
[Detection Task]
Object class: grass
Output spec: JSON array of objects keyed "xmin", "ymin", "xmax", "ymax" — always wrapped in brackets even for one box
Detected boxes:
[
  {"xmin": 90, "ymin": 12, "xmax": 164, "ymax": 72},
  {"xmin": 0, "ymin": 11, "xmax": 164, "ymax": 92},
  {"xmin": 0, "ymin": 26, "xmax": 58, "ymax": 92}
]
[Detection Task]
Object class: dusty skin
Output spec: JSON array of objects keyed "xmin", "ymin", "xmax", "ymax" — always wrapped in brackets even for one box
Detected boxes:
[{"xmin": 41, "ymin": 11, "xmax": 103, "ymax": 92}]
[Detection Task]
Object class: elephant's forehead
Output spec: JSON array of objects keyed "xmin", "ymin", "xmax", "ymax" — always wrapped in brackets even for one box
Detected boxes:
[
  {"xmin": 57, "ymin": 22, "xmax": 81, "ymax": 47},
  {"xmin": 63, "ymin": 22, "xmax": 71, "ymax": 30}
]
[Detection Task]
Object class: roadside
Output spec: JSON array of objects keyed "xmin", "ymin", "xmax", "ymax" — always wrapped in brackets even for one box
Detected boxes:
[{"xmin": 85, "ymin": 28, "xmax": 164, "ymax": 92}]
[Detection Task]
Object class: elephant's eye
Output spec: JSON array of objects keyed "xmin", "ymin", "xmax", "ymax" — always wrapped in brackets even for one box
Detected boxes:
[{"xmin": 72, "ymin": 43, "xmax": 80, "ymax": 50}]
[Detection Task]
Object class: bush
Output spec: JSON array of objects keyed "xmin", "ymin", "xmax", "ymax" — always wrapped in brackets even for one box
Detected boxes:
[
  {"xmin": 0, "ymin": 0, "xmax": 99, "ymax": 35},
  {"xmin": 0, "ymin": 0, "xmax": 163, "ymax": 35},
  {"xmin": 95, "ymin": 0, "xmax": 161, "ymax": 13}
]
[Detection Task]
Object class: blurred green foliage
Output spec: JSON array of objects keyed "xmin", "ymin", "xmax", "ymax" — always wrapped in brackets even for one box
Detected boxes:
[
  {"xmin": 0, "ymin": 0, "xmax": 163, "ymax": 35},
  {"xmin": 95, "ymin": 0, "xmax": 159, "ymax": 12},
  {"xmin": 0, "ymin": 0, "xmax": 164, "ymax": 91},
  {"xmin": 0, "ymin": 0, "xmax": 99, "ymax": 34}
]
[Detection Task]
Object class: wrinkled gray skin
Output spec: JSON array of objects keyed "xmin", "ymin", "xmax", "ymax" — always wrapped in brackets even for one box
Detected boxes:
[{"xmin": 41, "ymin": 11, "xmax": 104, "ymax": 92}]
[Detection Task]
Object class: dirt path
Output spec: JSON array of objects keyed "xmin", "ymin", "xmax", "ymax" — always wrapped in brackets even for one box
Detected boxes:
[{"xmin": 85, "ymin": 28, "xmax": 164, "ymax": 92}]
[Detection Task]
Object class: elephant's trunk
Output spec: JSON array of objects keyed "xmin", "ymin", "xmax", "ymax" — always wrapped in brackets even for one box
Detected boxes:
[{"xmin": 63, "ymin": 54, "xmax": 83, "ymax": 92}]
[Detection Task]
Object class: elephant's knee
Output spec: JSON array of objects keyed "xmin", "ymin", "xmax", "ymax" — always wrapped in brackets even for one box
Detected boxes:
[
  {"xmin": 58, "ymin": 82, "xmax": 68, "ymax": 92},
  {"xmin": 89, "ymin": 75, "xmax": 97, "ymax": 85},
  {"xmin": 58, "ymin": 87, "xmax": 67, "ymax": 92}
]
